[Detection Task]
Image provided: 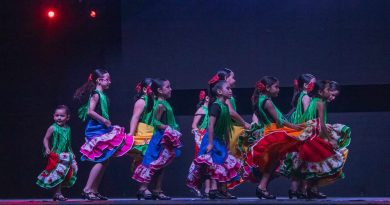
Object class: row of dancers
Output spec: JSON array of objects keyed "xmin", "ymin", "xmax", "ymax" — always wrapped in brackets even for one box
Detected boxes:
[{"xmin": 36, "ymin": 68, "xmax": 350, "ymax": 201}]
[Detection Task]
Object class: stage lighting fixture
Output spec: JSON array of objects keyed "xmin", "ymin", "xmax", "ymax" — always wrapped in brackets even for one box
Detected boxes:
[
  {"xmin": 47, "ymin": 10, "xmax": 56, "ymax": 18},
  {"xmin": 89, "ymin": 10, "xmax": 96, "ymax": 18}
]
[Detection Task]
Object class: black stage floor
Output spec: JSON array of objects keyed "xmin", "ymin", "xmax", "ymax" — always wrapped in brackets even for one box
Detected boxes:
[{"xmin": 0, "ymin": 198, "xmax": 389, "ymax": 205}]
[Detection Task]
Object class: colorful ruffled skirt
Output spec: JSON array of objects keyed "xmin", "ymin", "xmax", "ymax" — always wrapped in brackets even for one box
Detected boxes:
[
  {"xmin": 127, "ymin": 122, "xmax": 154, "ymax": 169},
  {"xmin": 194, "ymin": 128, "xmax": 207, "ymax": 157},
  {"xmin": 228, "ymin": 125, "xmax": 246, "ymax": 160},
  {"xmin": 130, "ymin": 122, "xmax": 154, "ymax": 155},
  {"xmin": 80, "ymin": 119, "xmax": 134, "ymax": 163},
  {"xmin": 245, "ymin": 123, "xmax": 307, "ymax": 173},
  {"xmin": 227, "ymin": 123, "xmax": 264, "ymax": 189},
  {"xmin": 186, "ymin": 132, "xmax": 240, "ymax": 189},
  {"xmin": 236, "ymin": 123, "xmax": 264, "ymax": 157},
  {"xmin": 36, "ymin": 152, "xmax": 78, "ymax": 189},
  {"xmin": 132, "ymin": 126, "xmax": 182, "ymax": 184},
  {"xmin": 280, "ymin": 120, "xmax": 351, "ymax": 186}
]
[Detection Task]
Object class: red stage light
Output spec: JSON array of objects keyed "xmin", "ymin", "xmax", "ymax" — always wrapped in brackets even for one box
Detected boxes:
[
  {"xmin": 90, "ymin": 10, "xmax": 96, "ymax": 18},
  {"xmin": 47, "ymin": 10, "xmax": 55, "ymax": 18}
]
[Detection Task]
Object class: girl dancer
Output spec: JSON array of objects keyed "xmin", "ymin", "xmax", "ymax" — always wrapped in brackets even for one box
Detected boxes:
[
  {"xmin": 186, "ymin": 80, "xmax": 240, "ymax": 199},
  {"xmin": 287, "ymin": 80, "xmax": 351, "ymax": 198},
  {"xmin": 209, "ymin": 68, "xmax": 250, "ymax": 197},
  {"xmin": 188, "ymin": 90, "xmax": 210, "ymax": 198},
  {"xmin": 245, "ymin": 76, "xmax": 304, "ymax": 199},
  {"xmin": 281, "ymin": 74, "xmax": 316, "ymax": 199},
  {"xmin": 132, "ymin": 78, "xmax": 182, "ymax": 200},
  {"xmin": 75, "ymin": 69, "xmax": 134, "ymax": 200},
  {"xmin": 128, "ymin": 78, "xmax": 155, "ymax": 170},
  {"xmin": 192, "ymin": 90, "xmax": 210, "ymax": 156},
  {"xmin": 210, "ymin": 69, "xmax": 250, "ymax": 157},
  {"xmin": 36, "ymin": 105, "xmax": 77, "ymax": 201}
]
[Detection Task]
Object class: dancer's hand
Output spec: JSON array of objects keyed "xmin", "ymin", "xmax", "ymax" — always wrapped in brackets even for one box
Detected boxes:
[
  {"xmin": 295, "ymin": 124, "xmax": 305, "ymax": 130},
  {"xmin": 103, "ymin": 119, "xmax": 112, "ymax": 127},
  {"xmin": 161, "ymin": 125, "xmax": 169, "ymax": 130},
  {"xmin": 191, "ymin": 128, "xmax": 199, "ymax": 135},
  {"xmin": 320, "ymin": 127, "xmax": 331, "ymax": 139},
  {"xmin": 45, "ymin": 148, "xmax": 51, "ymax": 155},
  {"xmin": 206, "ymin": 143, "xmax": 213, "ymax": 153},
  {"xmin": 289, "ymin": 123, "xmax": 304, "ymax": 130}
]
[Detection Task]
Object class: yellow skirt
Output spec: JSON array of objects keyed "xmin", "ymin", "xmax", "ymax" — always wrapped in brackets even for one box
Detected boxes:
[
  {"xmin": 128, "ymin": 122, "xmax": 155, "ymax": 166},
  {"xmin": 228, "ymin": 125, "xmax": 246, "ymax": 158},
  {"xmin": 133, "ymin": 122, "xmax": 154, "ymax": 146}
]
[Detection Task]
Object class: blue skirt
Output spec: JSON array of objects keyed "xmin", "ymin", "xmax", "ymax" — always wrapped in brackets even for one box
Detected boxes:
[
  {"xmin": 186, "ymin": 131, "xmax": 240, "ymax": 188},
  {"xmin": 84, "ymin": 119, "xmax": 113, "ymax": 141},
  {"xmin": 80, "ymin": 119, "xmax": 134, "ymax": 163},
  {"xmin": 142, "ymin": 130, "xmax": 181, "ymax": 166},
  {"xmin": 198, "ymin": 131, "xmax": 228, "ymax": 165},
  {"xmin": 133, "ymin": 127, "xmax": 183, "ymax": 184}
]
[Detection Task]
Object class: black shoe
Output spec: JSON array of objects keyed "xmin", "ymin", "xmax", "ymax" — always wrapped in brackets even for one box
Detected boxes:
[
  {"xmin": 53, "ymin": 193, "xmax": 68, "ymax": 201},
  {"xmin": 219, "ymin": 190, "xmax": 237, "ymax": 199},
  {"xmin": 94, "ymin": 192, "xmax": 108, "ymax": 200},
  {"xmin": 136, "ymin": 189, "xmax": 152, "ymax": 200},
  {"xmin": 189, "ymin": 187, "xmax": 202, "ymax": 198},
  {"xmin": 288, "ymin": 189, "xmax": 307, "ymax": 199},
  {"xmin": 256, "ymin": 187, "xmax": 276, "ymax": 199},
  {"xmin": 202, "ymin": 192, "xmax": 210, "ymax": 199},
  {"xmin": 81, "ymin": 191, "xmax": 99, "ymax": 200},
  {"xmin": 307, "ymin": 189, "xmax": 327, "ymax": 199},
  {"xmin": 208, "ymin": 190, "xmax": 225, "ymax": 199},
  {"xmin": 152, "ymin": 191, "xmax": 171, "ymax": 200}
]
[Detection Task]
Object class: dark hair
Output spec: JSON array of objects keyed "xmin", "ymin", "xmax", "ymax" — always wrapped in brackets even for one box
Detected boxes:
[
  {"xmin": 196, "ymin": 89, "xmax": 209, "ymax": 109},
  {"xmin": 134, "ymin": 77, "xmax": 154, "ymax": 112},
  {"xmin": 328, "ymin": 81, "xmax": 340, "ymax": 92},
  {"xmin": 310, "ymin": 80, "xmax": 331, "ymax": 98},
  {"xmin": 55, "ymin": 105, "xmax": 70, "ymax": 115},
  {"xmin": 208, "ymin": 68, "xmax": 233, "ymax": 98},
  {"xmin": 151, "ymin": 78, "xmax": 168, "ymax": 98},
  {"xmin": 251, "ymin": 76, "xmax": 279, "ymax": 111},
  {"xmin": 291, "ymin": 73, "xmax": 316, "ymax": 108},
  {"xmin": 216, "ymin": 68, "xmax": 233, "ymax": 80},
  {"xmin": 210, "ymin": 68, "xmax": 232, "ymax": 83},
  {"xmin": 73, "ymin": 69, "xmax": 108, "ymax": 103},
  {"xmin": 222, "ymin": 68, "xmax": 233, "ymax": 76}
]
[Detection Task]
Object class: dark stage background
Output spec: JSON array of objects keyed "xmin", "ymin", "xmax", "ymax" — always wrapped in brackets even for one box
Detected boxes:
[{"xmin": 1, "ymin": 0, "xmax": 390, "ymax": 199}]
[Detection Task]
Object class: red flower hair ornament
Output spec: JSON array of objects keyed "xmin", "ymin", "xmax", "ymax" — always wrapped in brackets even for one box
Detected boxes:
[
  {"xmin": 256, "ymin": 81, "xmax": 266, "ymax": 91},
  {"xmin": 135, "ymin": 83, "xmax": 142, "ymax": 92},
  {"xmin": 208, "ymin": 74, "xmax": 220, "ymax": 85},
  {"xmin": 293, "ymin": 79, "xmax": 299, "ymax": 91},
  {"xmin": 199, "ymin": 90, "xmax": 206, "ymax": 101},
  {"xmin": 307, "ymin": 82, "xmax": 314, "ymax": 93},
  {"xmin": 88, "ymin": 73, "xmax": 93, "ymax": 81},
  {"xmin": 146, "ymin": 86, "xmax": 153, "ymax": 95}
]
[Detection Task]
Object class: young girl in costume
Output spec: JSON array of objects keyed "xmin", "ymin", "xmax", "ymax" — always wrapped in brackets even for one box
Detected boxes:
[
  {"xmin": 188, "ymin": 90, "xmax": 210, "ymax": 198},
  {"xmin": 186, "ymin": 80, "xmax": 240, "ymax": 199},
  {"xmin": 192, "ymin": 90, "xmax": 210, "ymax": 157},
  {"xmin": 132, "ymin": 78, "xmax": 182, "ymax": 200},
  {"xmin": 288, "ymin": 74, "xmax": 316, "ymax": 123},
  {"xmin": 287, "ymin": 80, "xmax": 350, "ymax": 199},
  {"xmin": 74, "ymin": 69, "xmax": 134, "ymax": 200},
  {"xmin": 128, "ymin": 78, "xmax": 155, "ymax": 171},
  {"xmin": 281, "ymin": 74, "xmax": 316, "ymax": 199},
  {"xmin": 210, "ymin": 69, "xmax": 250, "ymax": 156},
  {"xmin": 36, "ymin": 105, "xmax": 78, "ymax": 201},
  {"xmin": 245, "ymin": 76, "xmax": 304, "ymax": 199},
  {"xmin": 327, "ymin": 81, "xmax": 340, "ymax": 103},
  {"xmin": 209, "ymin": 68, "xmax": 250, "ymax": 197}
]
